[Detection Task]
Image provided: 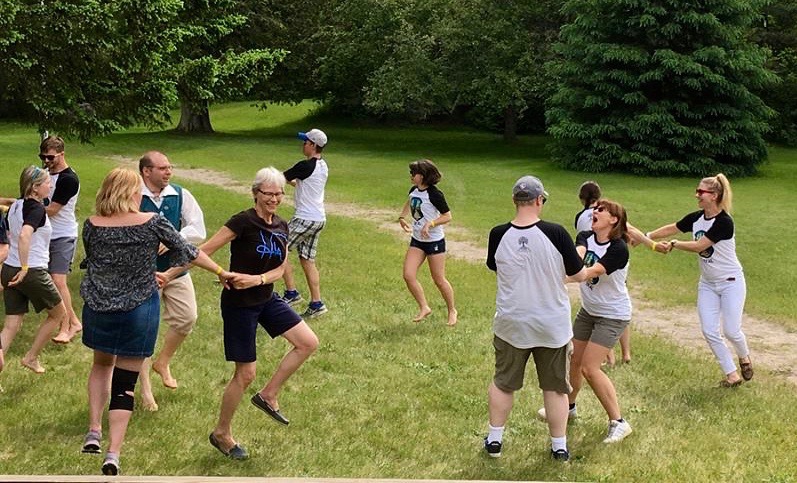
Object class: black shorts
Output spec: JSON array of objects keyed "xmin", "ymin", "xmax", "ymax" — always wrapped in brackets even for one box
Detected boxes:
[
  {"xmin": 409, "ymin": 237, "xmax": 446, "ymax": 256},
  {"xmin": 220, "ymin": 293, "xmax": 302, "ymax": 363}
]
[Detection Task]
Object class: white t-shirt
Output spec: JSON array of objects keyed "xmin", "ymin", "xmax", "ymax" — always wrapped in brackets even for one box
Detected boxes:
[
  {"xmin": 408, "ymin": 185, "xmax": 450, "ymax": 242},
  {"xmin": 676, "ymin": 210, "xmax": 743, "ymax": 282},
  {"xmin": 284, "ymin": 157, "xmax": 328, "ymax": 222},
  {"xmin": 576, "ymin": 231, "xmax": 632, "ymax": 320}
]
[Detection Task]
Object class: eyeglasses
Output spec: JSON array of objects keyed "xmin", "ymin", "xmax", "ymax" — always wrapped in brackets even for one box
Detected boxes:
[
  {"xmin": 146, "ymin": 165, "xmax": 173, "ymax": 171},
  {"xmin": 38, "ymin": 152, "xmax": 61, "ymax": 162},
  {"xmin": 595, "ymin": 206, "xmax": 606, "ymax": 213},
  {"xmin": 541, "ymin": 195, "xmax": 547, "ymax": 205},
  {"xmin": 695, "ymin": 189, "xmax": 714, "ymax": 196},
  {"xmin": 257, "ymin": 189, "xmax": 284, "ymax": 198}
]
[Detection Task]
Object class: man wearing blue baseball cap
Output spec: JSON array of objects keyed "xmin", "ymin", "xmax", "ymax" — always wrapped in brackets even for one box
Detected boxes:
[{"xmin": 281, "ymin": 129, "xmax": 329, "ymax": 318}]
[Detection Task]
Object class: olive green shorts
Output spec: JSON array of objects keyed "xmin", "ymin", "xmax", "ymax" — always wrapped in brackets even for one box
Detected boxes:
[
  {"xmin": 1, "ymin": 265, "xmax": 62, "ymax": 315},
  {"xmin": 492, "ymin": 335, "xmax": 572, "ymax": 394}
]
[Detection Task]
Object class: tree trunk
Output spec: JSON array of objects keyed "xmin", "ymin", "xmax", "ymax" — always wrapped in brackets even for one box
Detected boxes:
[
  {"xmin": 176, "ymin": 100, "xmax": 214, "ymax": 133},
  {"xmin": 503, "ymin": 105, "xmax": 518, "ymax": 142}
]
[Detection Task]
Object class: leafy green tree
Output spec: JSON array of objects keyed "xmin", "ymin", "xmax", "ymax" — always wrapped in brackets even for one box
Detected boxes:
[
  {"xmin": 753, "ymin": 0, "xmax": 797, "ymax": 145},
  {"xmin": 0, "ymin": 0, "xmax": 182, "ymax": 141},
  {"xmin": 172, "ymin": 0, "xmax": 285, "ymax": 133},
  {"xmin": 547, "ymin": 0, "xmax": 776, "ymax": 176}
]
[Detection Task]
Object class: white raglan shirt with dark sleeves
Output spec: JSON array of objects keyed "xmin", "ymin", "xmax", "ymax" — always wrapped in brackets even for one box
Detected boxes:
[
  {"xmin": 408, "ymin": 185, "xmax": 450, "ymax": 242},
  {"xmin": 676, "ymin": 210, "xmax": 743, "ymax": 283},
  {"xmin": 487, "ymin": 220, "xmax": 584, "ymax": 349},
  {"xmin": 576, "ymin": 231, "xmax": 632, "ymax": 320},
  {"xmin": 284, "ymin": 157, "xmax": 328, "ymax": 222}
]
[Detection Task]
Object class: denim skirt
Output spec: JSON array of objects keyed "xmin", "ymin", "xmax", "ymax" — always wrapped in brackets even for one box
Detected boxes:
[{"xmin": 82, "ymin": 291, "xmax": 160, "ymax": 357}]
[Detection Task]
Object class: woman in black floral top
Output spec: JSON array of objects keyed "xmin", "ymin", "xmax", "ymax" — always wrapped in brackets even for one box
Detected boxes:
[
  {"xmin": 79, "ymin": 168, "xmax": 230, "ymax": 476},
  {"xmin": 200, "ymin": 166, "xmax": 319, "ymax": 461}
]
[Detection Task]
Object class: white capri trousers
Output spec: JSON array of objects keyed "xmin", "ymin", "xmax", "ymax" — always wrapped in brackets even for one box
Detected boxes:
[{"xmin": 697, "ymin": 275, "xmax": 749, "ymax": 375}]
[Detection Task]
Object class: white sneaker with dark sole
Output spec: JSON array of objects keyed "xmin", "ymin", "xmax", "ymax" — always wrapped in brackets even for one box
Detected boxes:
[{"xmin": 483, "ymin": 437, "xmax": 502, "ymax": 458}]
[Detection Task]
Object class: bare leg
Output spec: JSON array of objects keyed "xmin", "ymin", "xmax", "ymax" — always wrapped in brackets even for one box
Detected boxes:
[
  {"xmin": 50, "ymin": 274, "xmax": 81, "ymax": 342},
  {"xmin": 87, "ymin": 351, "xmax": 115, "ymax": 434},
  {"xmin": 568, "ymin": 339, "xmax": 588, "ymax": 404},
  {"xmin": 487, "ymin": 381, "xmax": 514, "ymax": 427},
  {"xmin": 427, "ymin": 253, "xmax": 457, "ymax": 326},
  {"xmin": 619, "ymin": 327, "xmax": 631, "ymax": 363},
  {"xmin": 22, "ymin": 302, "xmax": 66, "ymax": 373},
  {"xmin": 282, "ymin": 258, "xmax": 297, "ymax": 292},
  {"xmin": 298, "ymin": 257, "xmax": 321, "ymax": 303},
  {"xmin": 212, "ymin": 362, "xmax": 256, "ymax": 452},
  {"xmin": 581, "ymin": 342, "xmax": 622, "ymax": 420},
  {"xmin": 138, "ymin": 358, "xmax": 158, "ymax": 411},
  {"xmin": 257, "ymin": 321, "xmax": 318, "ymax": 409},
  {"xmin": 1, "ymin": 314, "xmax": 24, "ymax": 353},
  {"xmin": 152, "ymin": 328, "xmax": 185, "ymax": 389},
  {"xmin": 403, "ymin": 247, "xmax": 431, "ymax": 322},
  {"xmin": 542, "ymin": 390, "xmax": 570, "ymax": 439}
]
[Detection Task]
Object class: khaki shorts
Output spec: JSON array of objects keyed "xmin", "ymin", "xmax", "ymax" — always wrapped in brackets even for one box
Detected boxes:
[
  {"xmin": 1, "ymin": 265, "xmax": 62, "ymax": 315},
  {"xmin": 161, "ymin": 273, "xmax": 198, "ymax": 335},
  {"xmin": 572, "ymin": 308, "xmax": 630, "ymax": 349},
  {"xmin": 492, "ymin": 335, "xmax": 572, "ymax": 394}
]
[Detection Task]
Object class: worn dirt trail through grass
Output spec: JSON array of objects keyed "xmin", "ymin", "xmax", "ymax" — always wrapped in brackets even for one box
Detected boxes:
[{"xmin": 116, "ymin": 159, "xmax": 797, "ymax": 387}]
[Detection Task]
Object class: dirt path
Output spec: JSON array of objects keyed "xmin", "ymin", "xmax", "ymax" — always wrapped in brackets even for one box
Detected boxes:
[{"xmin": 114, "ymin": 158, "xmax": 797, "ymax": 386}]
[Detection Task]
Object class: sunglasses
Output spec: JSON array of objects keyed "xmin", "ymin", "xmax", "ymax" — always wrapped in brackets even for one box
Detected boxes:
[
  {"xmin": 38, "ymin": 153, "xmax": 61, "ymax": 162},
  {"xmin": 695, "ymin": 189, "xmax": 715, "ymax": 196},
  {"xmin": 595, "ymin": 206, "xmax": 606, "ymax": 213}
]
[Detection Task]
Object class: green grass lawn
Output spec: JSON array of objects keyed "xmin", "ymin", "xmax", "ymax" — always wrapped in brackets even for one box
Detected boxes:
[{"xmin": 0, "ymin": 103, "xmax": 796, "ymax": 481}]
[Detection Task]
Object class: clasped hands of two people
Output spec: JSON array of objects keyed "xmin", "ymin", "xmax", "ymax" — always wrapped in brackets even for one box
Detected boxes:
[
  {"xmin": 627, "ymin": 226, "xmax": 676, "ymax": 254},
  {"xmin": 155, "ymin": 270, "xmax": 261, "ymax": 290}
]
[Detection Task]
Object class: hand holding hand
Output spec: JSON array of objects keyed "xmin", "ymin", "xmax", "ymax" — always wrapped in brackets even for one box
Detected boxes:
[
  {"xmin": 655, "ymin": 241, "xmax": 672, "ymax": 254},
  {"xmin": 155, "ymin": 272, "xmax": 170, "ymax": 288}
]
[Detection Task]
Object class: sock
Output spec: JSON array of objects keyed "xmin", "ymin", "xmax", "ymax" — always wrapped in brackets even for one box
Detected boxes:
[
  {"xmin": 487, "ymin": 424, "xmax": 504, "ymax": 443},
  {"xmin": 569, "ymin": 402, "xmax": 576, "ymax": 410},
  {"xmin": 615, "ymin": 418, "xmax": 625, "ymax": 423},
  {"xmin": 551, "ymin": 436, "xmax": 567, "ymax": 452},
  {"xmin": 285, "ymin": 289, "xmax": 299, "ymax": 297}
]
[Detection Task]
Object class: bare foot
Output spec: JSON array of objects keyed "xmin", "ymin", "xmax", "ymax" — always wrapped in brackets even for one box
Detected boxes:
[
  {"xmin": 67, "ymin": 320, "xmax": 83, "ymax": 339},
  {"xmin": 141, "ymin": 393, "xmax": 159, "ymax": 412},
  {"xmin": 152, "ymin": 362, "xmax": 178, "ymax": 389},
  {"xmin": 51, "ymin": 332, "xmax": 71, "ymax": 344},
  {"xmin": 21, "ymin": 358, "xmax": 45, "ymax": 374},
  {"xmin": 412, "ymin": 306, "xmax": 432, "ymax": 322},
  {"xmin": 447, "ymin": 308, "xmax": 458, "ymax": 326}
]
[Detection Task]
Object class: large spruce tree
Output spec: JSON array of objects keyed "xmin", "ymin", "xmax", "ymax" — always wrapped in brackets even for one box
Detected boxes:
[{"xmin": 547, "ymin": 0, "xmax": 776, "ymax": 176}]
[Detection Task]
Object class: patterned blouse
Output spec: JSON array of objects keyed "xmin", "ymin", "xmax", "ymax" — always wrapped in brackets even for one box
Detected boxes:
[{"xmin": 80, "ymin": 214, "xmax": 199, "ymax": 312}]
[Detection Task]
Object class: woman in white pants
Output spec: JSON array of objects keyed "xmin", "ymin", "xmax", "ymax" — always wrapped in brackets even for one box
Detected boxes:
[{"xmin": 635, "ymin": 173, "xmax": 752, "ymax": 387}]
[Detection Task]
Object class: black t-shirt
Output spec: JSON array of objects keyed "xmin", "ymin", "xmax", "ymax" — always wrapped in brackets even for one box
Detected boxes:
[{"xmin": 221, "ymin": 209, "xmax": 289, "ymax": 307}]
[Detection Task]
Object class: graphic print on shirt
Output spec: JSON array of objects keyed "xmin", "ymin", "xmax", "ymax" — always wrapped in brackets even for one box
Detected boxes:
[
  {"xmin": 583, "ymin": 249, "xmax": 600, "ymax": 288},
  {"xmin": 410, "ymin": 196, "xmax": 423, "ymax": 221},
  {"xmin": 517, "ymin": 236, "xmax": 529, "ymax": 251},
  {"xmin": 257, "ymin": 231, "xmax": 288, "ymax": 259},
  {"xmin": 694, "ymin": 230, "xmax": 714, "ymax": 258}
]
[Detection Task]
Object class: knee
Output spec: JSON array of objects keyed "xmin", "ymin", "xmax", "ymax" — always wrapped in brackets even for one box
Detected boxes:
[
  {"xmin": 580, "ymin": 364, "xmax": 601, "ymax": 381},
  {"xmin": 297, "ymin": 332, "xmax": 319, "ymax": 356},
  {"xmin": 234, "ymin": 366, "xmax": 257, "ymax": 387}
]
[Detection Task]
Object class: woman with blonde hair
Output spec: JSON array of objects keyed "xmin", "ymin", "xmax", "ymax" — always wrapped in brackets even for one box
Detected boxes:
[
  {"xmin": 79, "ymin": 167, "xmax": 230, "ymax": 475},
  {"xmin": 634, "ymin": 174, "xmax": 752, "ymax": 387},
  {"xmin": 1, "ymin": 165, "xmax": 67, "ymax": 374}
]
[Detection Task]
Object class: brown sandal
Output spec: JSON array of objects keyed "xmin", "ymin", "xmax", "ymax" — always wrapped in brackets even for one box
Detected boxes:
[{"xmin": 739, "ymin": 360, "xmax": 754, "ymax": 381}]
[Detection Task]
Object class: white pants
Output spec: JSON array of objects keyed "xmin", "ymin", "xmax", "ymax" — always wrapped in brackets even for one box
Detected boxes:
[{"xmin": 697, "ymin": 276, "xmax": 749, "ymax": 375}]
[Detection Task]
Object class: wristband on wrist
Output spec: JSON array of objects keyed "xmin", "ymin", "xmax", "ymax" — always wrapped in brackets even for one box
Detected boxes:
[
  {"xmin": 21, "ymin": 265, "xmax": 29, "ymax": 271},
  {"xmin": 650, "ymin": 243, "xmax": 656, "ymax": 252},
  {"xmin": 670, "ymin": 240, "xmax": 677, "ymax": 249},
  {"xmin": 214, "ymin": 266, "xmax": 223, "ymax": 275},
  {"xmin": 260, "ymin": 273, "xmax": 267, "ymax": 286},
  {"xmin": 430, "ymin": 220, "xmax": 436, "ymax": 228}
]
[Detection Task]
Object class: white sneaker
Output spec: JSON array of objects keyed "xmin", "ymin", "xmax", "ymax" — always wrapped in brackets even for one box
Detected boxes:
[
  {"xmin": 602, "ymin": 419, "xmax": 632, "ymax": 443},
  {"xmin": 537, "ymin": 405, "xmax": 577, "ymax": 422}
]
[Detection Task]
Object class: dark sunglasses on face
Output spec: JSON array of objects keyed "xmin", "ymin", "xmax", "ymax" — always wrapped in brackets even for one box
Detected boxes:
[
  {"xmin": 38, "ymin": 153, "xmax": 60, "ymax": 162},
  {"xmin": 595, "ymin": 206, "xmax": 606, "ymax": 213},
  {"xmin": 695, "ymin": 189, "xmax": 714, "ymax": 195}
]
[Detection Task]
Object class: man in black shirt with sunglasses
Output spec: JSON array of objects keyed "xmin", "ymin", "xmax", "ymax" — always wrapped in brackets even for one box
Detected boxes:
[{"xmin": 39, "ymin": 135, "xmax": 82, "ymax": 343}]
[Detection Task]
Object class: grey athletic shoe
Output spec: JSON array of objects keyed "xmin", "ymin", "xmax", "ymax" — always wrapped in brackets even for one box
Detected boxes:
[{"xmin": 302, "ymin": 302, "xmax": 328, "ymax": 319}]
